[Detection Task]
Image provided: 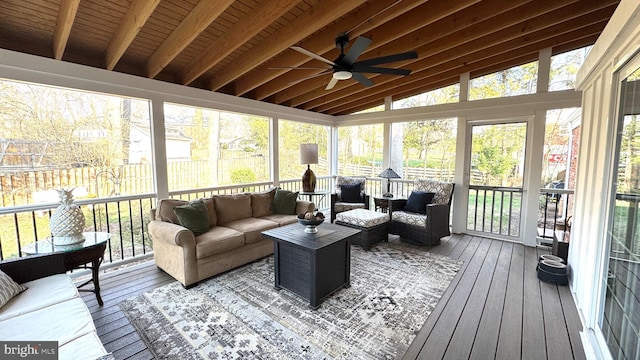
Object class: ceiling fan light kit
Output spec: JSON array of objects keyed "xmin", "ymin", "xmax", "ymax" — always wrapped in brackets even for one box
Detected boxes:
[{"xmin": 333, "ymin": 71, "xmax": 352, "ymax": 80}]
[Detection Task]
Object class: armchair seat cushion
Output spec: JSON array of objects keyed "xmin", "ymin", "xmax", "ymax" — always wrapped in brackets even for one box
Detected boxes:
[
  {"xmin": 334, "ymin": 202, "xmax": 366, "ymax": 213},
  {"xmin": 392, "ymin": 211, "xmax": 427, "ymax": 227}
]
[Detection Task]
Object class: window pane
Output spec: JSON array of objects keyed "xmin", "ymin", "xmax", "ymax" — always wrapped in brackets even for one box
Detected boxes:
[
  {"xmin": 392, "ymin": 84, "xmax": 460, "ymax": 109},
  {"xmin": 390, "ymin": 118, "xmax": 457, "ymax": 181},
  {"xmin": 469, "ymin": 61, "xmax": 538, "ymax": 100},
  {"xmin": 164, "ymin": 104, "xmax": 270, "ymax": 191},
  {"xmin": 337, "ymin": 124, "xmax": 384, "ymax": 177},
  {"xmin": 549, "ymin": 47, "xmax": 591, "ymax": 91},
  {"xmin": 0, "ymin": 78, "xmax": 152, "ymax": 206},
  {"xmin": 278, "ymin": 120, "xmax": 329, "ymax": 181}
]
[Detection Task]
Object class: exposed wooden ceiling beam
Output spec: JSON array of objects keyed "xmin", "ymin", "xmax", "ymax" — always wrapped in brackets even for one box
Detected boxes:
[
  {"xmin": 326, "ymin": 26, "xmax": 604, "ymax": 115},
  {"xmin": 105, "ymin": 0, "xmax": 161, "ymax": 70},
  {"xmin": 206, "ymin": 0, "xmax": 368, "ymax": 91},
  {"xmin": 236, "ymin": 0, "xmax": 461, "ymax": 98},
  {"xmin": 180, "ymin": 0, "xmax": 301, "ymax": 86},
  {"xmin": 269, "ymin": 0, "xmax": 551, "ymax": 107},
  {"xmin": 145, "ymin": 0, "xmax": 235, "ymax": 78},
  {"xmin": 52, "ymin": 0, "xmax": 80, "ymax": 60},
  {"xmin": 290, "ymin": 0, "xmax": 612, "ymax": 110}
]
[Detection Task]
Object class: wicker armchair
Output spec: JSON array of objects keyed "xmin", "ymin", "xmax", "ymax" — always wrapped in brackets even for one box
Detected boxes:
[
  {"xmin": 390, "ymin": 179, "xmax": 455, "ymax": 246},
  {"xmin": 330, "ymin": 176, "xmax": 370, "ymax": 223}
]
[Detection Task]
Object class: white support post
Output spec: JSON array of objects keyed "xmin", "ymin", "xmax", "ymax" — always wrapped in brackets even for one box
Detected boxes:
[
  {"xmin": 452, "ymin": 116, "xmax": 468, "ymax": 234},
  {"xmin": 459, "ymin": 72, "xmax": 470, "ymax": 102},
  {"xmin": 522, "ymin": 110, "xmax": 547, "ymax": 246},
  {"xmin": 149, "ymin": 99, "xmax": 169, "ymax": 200},
  {"xmin": 538, "ymin": 47, "xmax": 552, "ymax": 93},
  {"xmin": 382, "ymin": 96, "xmax": 392, "ymax": 169},
  {"xmin": 270, "ymin": 117, "xmax": 279, "ymax": 187}
]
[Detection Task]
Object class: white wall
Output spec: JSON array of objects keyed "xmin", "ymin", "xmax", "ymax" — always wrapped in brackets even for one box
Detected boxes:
[{"xmin": 573, "ymin": 1, "xmax": 640, "ymax": 358}]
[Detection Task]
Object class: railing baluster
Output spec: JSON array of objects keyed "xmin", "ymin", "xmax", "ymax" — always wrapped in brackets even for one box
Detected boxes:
[{"xmin": 128, "ymin": 199, "xmax": 135, "ymax": 258}]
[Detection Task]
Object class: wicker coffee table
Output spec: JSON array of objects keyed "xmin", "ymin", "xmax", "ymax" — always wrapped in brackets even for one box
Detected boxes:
[{"xmin": 262, "ymin": 222, "xmax": 361, "ymax": 309}]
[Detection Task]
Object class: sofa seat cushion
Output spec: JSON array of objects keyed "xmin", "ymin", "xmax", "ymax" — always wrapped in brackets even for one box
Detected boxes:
[
  {"xmin": 334, "ymin": 202, "xmax": 366, "ymax": 213},
  {"xmin": 0, "ymin": 274, "xmax": 78, "ymax": 321},
  {"xmin": 0, "ymin": 298, "xmax": 95, "ymax": 345},
  {"xmin": 391, "ymin": 211, "xmax": 427, "ymax": 227},
  {"xmin": 260, "ymin": 214, "xmax": 298, "ymax": 226},
  {"xmin": 59, "ymin": 332, "xmax": 109, "ymax": 360},
  {"xmin": 195, "ymin": 227, "xmax": 245, "ymax": 259},
  {"xmin": 224, "ymin": 218, "xmax": 279, "ymax": 244}
]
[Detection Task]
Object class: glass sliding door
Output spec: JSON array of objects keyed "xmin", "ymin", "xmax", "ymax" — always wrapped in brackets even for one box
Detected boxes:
[{"xmin": 602, "ymin": 59, "xmax": 640, "ymax": 360}]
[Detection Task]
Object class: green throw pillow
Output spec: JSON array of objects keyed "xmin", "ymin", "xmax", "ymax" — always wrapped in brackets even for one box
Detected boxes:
[
  {"xmin": 173, "ymin": 199, "xmax": 210, "ymax": 236},
  {"xmin": 271, "ymin": 189, "xmax": 298, "ymax": 215}
]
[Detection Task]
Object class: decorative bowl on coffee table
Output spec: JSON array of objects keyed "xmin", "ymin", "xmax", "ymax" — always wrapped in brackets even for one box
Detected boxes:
[{"xmin": 298, "ymin": 218, "xmax": 325, "ymax": 234}]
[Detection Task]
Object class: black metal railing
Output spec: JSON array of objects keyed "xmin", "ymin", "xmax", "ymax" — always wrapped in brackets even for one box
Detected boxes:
[
  {"xmin": 468, "ymin": 186, "xmax": 523, "ymax": 237},
  {"xmin": 0, "ymin": 193, "xmax": 156, "ymax": 264},
  {"xmin": 537, "ymin": 188, "xmax": 574, "ymax": 244}
]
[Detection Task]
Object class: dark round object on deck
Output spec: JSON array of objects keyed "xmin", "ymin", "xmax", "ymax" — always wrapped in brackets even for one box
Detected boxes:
[
  {"xmin": 539, "ymin": 254, "xmax": 565, "ymax": 264},
  {"xmin": 538, "ymin": 259, "xmax": 568, "ymax": 274}
]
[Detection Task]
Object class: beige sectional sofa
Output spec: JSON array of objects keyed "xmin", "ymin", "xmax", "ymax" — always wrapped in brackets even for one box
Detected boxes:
[
  {"xmin": 0, "ymin": 253, "xmax": 110, "ymax": 360},
  {"xmin": 149, "ymin": 188, "xmax": 314, "ymax": 288}
]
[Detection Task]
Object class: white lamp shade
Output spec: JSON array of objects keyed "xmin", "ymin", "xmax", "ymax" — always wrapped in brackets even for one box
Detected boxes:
[{"xmin": 300, "ymin": 143, "xmax": 319, "ymax": 164}]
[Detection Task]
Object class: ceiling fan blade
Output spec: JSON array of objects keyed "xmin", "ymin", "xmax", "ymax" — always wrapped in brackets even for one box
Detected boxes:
[
  {"xmin": 351, "ymin": 66, "xmax": 411, "ymax": 76},
  {"xmin": 353, "ymin": 51, "xmax": 418, "ymax": 67},
  {"xmin": 269, "ymin": 66, "xmax": 330, "ymax": 70},
  {"xmin": 289, "ymin": 70, "xmax": 332, "ymax": 85},
  {"xmin": 343, "ymin": 36, "xmax": 372, "ymax": 65},
  {"xmin": 352, "ymin": 72, "xmax": 374, "ymax": 87},
  {"xmin": 325, "ymin": 77, "xmax": 339, "ymax": 90},
  {"xmin": 291, "ymin": 46, "xmax": 336, "ymax": 66}
]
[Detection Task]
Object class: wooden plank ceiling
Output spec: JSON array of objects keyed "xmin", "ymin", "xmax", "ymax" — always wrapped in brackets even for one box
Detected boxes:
[{"xmin": 0, "ymin": 0, "xmax": 620, "ymax": 115}]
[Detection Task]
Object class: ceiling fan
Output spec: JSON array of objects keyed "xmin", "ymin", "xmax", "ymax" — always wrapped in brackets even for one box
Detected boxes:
[{"xmin": 286, "ymin": 33, "xmax": 418, "ymax": 90}]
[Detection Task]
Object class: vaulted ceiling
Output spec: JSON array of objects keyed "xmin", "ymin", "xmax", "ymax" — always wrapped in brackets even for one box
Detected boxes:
[{"xmin": 0, "ymin": 0, "xmax": 620, "ymax": 115}]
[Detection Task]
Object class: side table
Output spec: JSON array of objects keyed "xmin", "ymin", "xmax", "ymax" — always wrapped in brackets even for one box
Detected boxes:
[
  {"xmin": 298, "ymin": 190, "xmax": 330, "ymax": 209},
  {"xmin": 373, "ymin": 196, "xmax": 405, "ymax": 213},
  {"xmin": 21, "ymin": 232, "xmax": 110, "ymax": 305}
]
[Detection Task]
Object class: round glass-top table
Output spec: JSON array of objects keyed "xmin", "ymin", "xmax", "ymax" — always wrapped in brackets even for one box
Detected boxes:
[
  {"xmin": 22, "ymin": 231, "xmax": 110, "ymax": 255},
  {"xmin": 22, "ymin": 231, "xmax": 110, "ymax": 306}
]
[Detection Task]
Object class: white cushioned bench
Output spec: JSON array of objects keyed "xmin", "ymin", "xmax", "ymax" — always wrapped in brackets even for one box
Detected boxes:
[{"xmin": 335, "ymin": 209, "xmax": 389, "ymax": 250}]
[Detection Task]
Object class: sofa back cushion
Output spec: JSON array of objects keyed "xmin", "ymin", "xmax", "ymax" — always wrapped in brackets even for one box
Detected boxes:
[
  {"xmin": 156, "ymin": 198, "xmax": 188, "ymax": 224},
  {"xmin": 414, "ymin": 179, "xmax": 454, "ymax": 205},
  {"xmin": 202, "ymin": 197, "xmax": 217, "ymax": 227},
  {"xmin": 251, "ymin": 187, "xmax": 276, "ymax": 218},
  {"xmin": 214, "ymin": 193, "xmax": 252, "ymax": 224}
]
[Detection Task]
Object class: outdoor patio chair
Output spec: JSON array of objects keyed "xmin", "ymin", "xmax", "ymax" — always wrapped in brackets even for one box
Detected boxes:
[
  {"xmin": 330, "ymin": 176, "xmax": 370, "ymax": 223},
  {"xmin": 389, "ymin": 179, "xmax": 455, "ymax": 246}
]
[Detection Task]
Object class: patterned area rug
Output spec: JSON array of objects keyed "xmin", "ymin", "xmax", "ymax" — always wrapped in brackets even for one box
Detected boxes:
[{"xmin": 119, "ymin": 241, "xmax": 462, "ymax": 359}]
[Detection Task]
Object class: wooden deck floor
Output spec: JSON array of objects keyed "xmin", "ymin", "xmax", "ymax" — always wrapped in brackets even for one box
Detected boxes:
[{"xmin": 79, "ymin": 234, "xmax": 585, "ymax": 359}]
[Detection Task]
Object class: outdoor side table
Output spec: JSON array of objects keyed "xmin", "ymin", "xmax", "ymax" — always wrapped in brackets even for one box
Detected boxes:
[{"xmin": 21, "ymin": 231, "xmax": 110, "ymax": 306}]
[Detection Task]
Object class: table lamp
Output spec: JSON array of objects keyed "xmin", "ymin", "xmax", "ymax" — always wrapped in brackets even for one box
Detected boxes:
[
  {"xmin": 300, "ymin": 144, "xmax": 318, "ymax": 192},
  {"xmin": 378, "ymin": 168, "xmax": 401, "ymax": 197}
]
